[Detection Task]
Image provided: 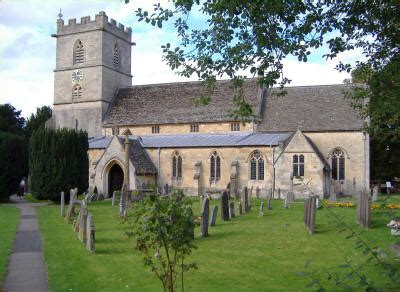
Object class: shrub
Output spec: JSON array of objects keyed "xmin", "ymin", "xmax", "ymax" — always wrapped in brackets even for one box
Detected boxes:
[
  {"xmin": 29, "ymin": 128, "xmax": 88, "ymax": 202},
  {"xmin": 0, "ymin": 131, "xmax": 28, "ymax": 202}
]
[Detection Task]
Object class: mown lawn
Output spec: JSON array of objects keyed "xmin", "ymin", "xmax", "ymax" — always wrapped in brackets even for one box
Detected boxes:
[
  {"xmin": 0, "ymin": 205, "xmax": 20, "ymax": 286},
  {"xmin": 37, "ymin": 196, "xmax": 400, "ymax": 291}
]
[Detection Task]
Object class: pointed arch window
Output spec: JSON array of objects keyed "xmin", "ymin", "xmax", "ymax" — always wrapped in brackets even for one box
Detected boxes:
[
  {"xmin": 73, "ymin": 40, "xmax": 84, "ymax": 64},
  {"xmin": 293, "ymin": 154, "xmax": 305, "ymax": 177},
  {"xmin": 331, "ymin": 149, "xmax": 345, "ymax": 180},
  {"xmin": 210, "ymin": 151, "xmax": 221, "ymax": 181},
  {"xmin": 113, "ymin": 43, "xmax": 120, "ymax": 66},
  {"xmin": 172, "ymin": 151, "xmax": 182, "ymax": 179},
  {"xmin": 250, "ymin": 151, "xmax": 264, "ymax": 180},
  {"xmin": 72, "ymin": 84, "xmax": 82, "ymax": 99}
]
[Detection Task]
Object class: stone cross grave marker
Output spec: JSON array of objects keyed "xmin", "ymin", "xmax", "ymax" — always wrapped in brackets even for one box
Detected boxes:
[
  {"xmin": 209, "ymin": 205, "xmax": 218, "ymax": 227},
  {"xmin": 221, "ymin": 191, "xmax": 230, "ymax": 221},
  {"xmin": 86, "ymin": 213, "xmax": 95, "ymax": 252},
  {"xmin": 112, "ymin": 191, "xmax": 116, "ymax": 206},
  {"xmin": 238, "ymin": 201, "xmax": 243, "ymax": 215},
  {"xmin": 259, "ymin": 201, "xmax": 265, "ymax": 217},
  {"xmin": 200, "ymin": 197, "xmax": 210, "ymax": 237},
  {"xmin": 60, "ymin": 191, "xmax": 65, "ymax": 217},
  {"xmin": 229, "ymin": 201, "xmax": 235, "ymax": 218}
]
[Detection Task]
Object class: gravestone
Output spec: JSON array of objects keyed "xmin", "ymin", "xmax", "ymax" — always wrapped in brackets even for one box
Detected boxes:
[
  {"xmin": 229, "ymin": 202, "xmax": 235, "ymax": 218},
  {"xmin": 79, "ymin": 206, "xmax": 88, "ymax": 242},
  {"xmin": 86, "ymin": 213, "xmax": 95, "ymax": 252},
  {"xmin": 60, "ymin": 191, "xmax": 65, "ymax": 217},
  {"xmin": 259, "ymin": 201, "xmax": 265, "ymax": 217},
  {"xmin": 242, "ymin": 187, "xmax": 249, "ymax": 212},
  {"xmin": 267, "ymin": 195, "xmax": 272, "ymax": 210},
  {"xmin": 304, "ymin": 196, "xmax": 317, "ymax": 234},
  {"xmin": 112, "ymin": 191, "xmax": 116, "ymax": 206},
  {"xmin": 65, "ymin": 188, "xmax": 77, "ymax": 222},
  {"xmin": 357, "ymin": 190, "xmax": 371, "ymax": 228},
  {"xmin": 372, "ymin": 185, "xmax": 379, "ymax": 202},
  {"xmin": 286, "ymin": 192, "xmax": 295, "ymax": 203},
  {"xmin": 221, "ymin": 191, "xmax": 230, "ymax": 221},
  {"xmin": 209, "ymin": 205, "xmax": 218, "ymax": 226},
  {"xmin": 200, "ymin": 197, "xmax": 210, "ymax": 237},
  {"xmin": 238, "ymin": 201, "xmax": 243, "ymax": 215},
  {"xmin": 164, "ymin": 184, "xmax": 169, "ymax": 195},
  {"xmin": 277, "ymin": 188, "xmax": 281, "ymax": 199},
  {"xmin": 284, "ymin": 197, "xmax": 289, "ymax": 209}
]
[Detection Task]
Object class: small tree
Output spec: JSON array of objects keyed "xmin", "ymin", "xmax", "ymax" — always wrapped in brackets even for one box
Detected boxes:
[{"xmin": 127, "ymin": 192, "xmax": 197, "ymax": 292}]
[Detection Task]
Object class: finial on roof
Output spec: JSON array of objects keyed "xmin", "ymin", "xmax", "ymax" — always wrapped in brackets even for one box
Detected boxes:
[{"xmin": 57, "ymin": 9, "xmax": 63, "ymax": 20}]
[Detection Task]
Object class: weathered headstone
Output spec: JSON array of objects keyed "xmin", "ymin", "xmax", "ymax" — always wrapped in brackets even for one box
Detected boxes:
[
  {"xmin": 86, "ymin": 213, "xmax": 95, "ymax": 252},
  {"xmin": 242, "ymin": 187, "xmax": 249, "ymax": 212},
  {"xmin": 209, "ymin": 205, "xmax": 218, "ymax": 226},
  {"xmin": 357, "ymin": 190, "xmax": 371, "ymax": 228},
  {"xmin": 65, "ymin": 188, "xmax": 77, "ymax": 222},
  {"xmin": 259, "ymin": 201, "xmax": 265, "ymax": 217},
  {"xmin": 267, "ymin": 195, "xmax": 272, "ymax": 210},
  {"xmin": 372, "ymin": 185, "xmax": 379, "ymax": 202},
  {"xmin": 238, "ymin": 201, "xmax": 243, "ymax": 215},
  {"xmin": 304, "ymin": 196, "xmax": 317, "ymax": 234},
  {"xmin": 200, "ymin": 197, "xmax": 210, "ymax": 237},
  {"xmin": 97, "ymin": 194, "xmax": 105, "ymax": 201},
  {"xmin": 111, "ymin": 191, "xmax": 116, "ymax": 206},
  {"xmin": 286, "ymin": 191, "xmax": 295, "ymax": 203},
  {"xmin": 164, "ymin": 183, "xmax": 169, "ymax": 195},
  {"xmin": 229, "ymin": 201, "xmax": 235, "ymax": 218},
  {"xmin": 60, "ymin": 191, "xmax": 65, "ymax": 217},
  {"xmin": 221, "ymin": 191, "xmax": 230, "ymax": 221},
  {"xmin": 79, "ymin": 206, "xmax": 88, "ymax": 242}
]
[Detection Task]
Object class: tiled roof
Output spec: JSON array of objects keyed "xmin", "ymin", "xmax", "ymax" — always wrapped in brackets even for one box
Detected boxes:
[
  {"xmin": 258, "ymin": 84, "xmax": 364, "ymax": 132},
  {"xmin": 103, "ymin": 79, "xmax": 259, "ymax": 126}
]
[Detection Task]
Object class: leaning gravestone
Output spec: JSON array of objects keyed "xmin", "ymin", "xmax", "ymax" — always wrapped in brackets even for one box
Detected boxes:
[
  {"xmin": 286, "ymin": 192, "xmax": 295, "ymax": 203},
  {"xmin": 229, "ymin": 201, "xmax": 235, "ymax": 218},
  {"xmin": 372, "ymin": 185, "xmax": 379, "ymax": 202},
  {"xmin": 221, "ymin": 191, "xmax": 230, "ymax": 221},
  {"xmin": 79, "ymin": 205, "xmax": 88, "ymax": 242},
  {"xmin": 60, "ymin": 191, "xmax": 65, "ymax": 217},
  {"xmin": 238, "ymin": 201, "xmax": 243, "ymax": 215},
  {"xmin": 200, "ymin": 197, "xmax": 210, "ymax": 237},
  {"xmin": 111, "ymin": 191, "xmax": 116, "ymax": 206},
  {"xmin": 86, "ymin": 213, "xmax": 95, "ymax": 252},
  {"xmin": 242, "ymin": 187, "xmax": 249, "ymax": 212},
  {"xmin": 209, "ymin": 205, "xmax": 218, "ymax": 226},
  {"xmin": 259, "ymin": 201, "xmax": 265, "ymax": 217}
]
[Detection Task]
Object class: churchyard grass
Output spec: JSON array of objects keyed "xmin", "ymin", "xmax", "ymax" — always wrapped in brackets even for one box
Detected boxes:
[
  {"xmin": 37, "ymin": 196, "xmax": 399, "ymax": 291},
  {"xmin": 0, "ymin": 205, "xmax": 20, "ymax": 286},
  {"xmin": 23, "ymin": 193, "xmax": 52, "ymax": 203}
]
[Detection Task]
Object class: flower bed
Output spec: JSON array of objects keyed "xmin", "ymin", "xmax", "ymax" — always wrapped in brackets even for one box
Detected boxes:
[
  {"xmin": 371, "ymin": 204, "xmax": 400, "ymax": 210},
  {"xmin": 324, "ymin": 201, "xmax": 355, "ymax": 208}
]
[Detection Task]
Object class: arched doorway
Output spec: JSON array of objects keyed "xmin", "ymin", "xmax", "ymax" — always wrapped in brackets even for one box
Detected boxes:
[{"xmin": 108, "ymin": 163, "xmax": 124, "ymax": 195}]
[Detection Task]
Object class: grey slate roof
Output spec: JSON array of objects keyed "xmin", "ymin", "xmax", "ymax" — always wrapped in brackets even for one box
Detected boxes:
[
  {"xmin": 258, "ymin": 84, "xmax": 364, "ymax": 132},
  {"xmin": 89, "ymin": 132, "xmax": 292, "ymax": 149},
  {"xmin": 103, "ymin": 79, "xmax": 259, "ymax": 126}
]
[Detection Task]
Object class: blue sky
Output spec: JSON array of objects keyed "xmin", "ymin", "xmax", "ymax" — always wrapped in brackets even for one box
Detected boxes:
[{"xmin": 0, "ymin": 0, "xmax": 363, "ymax": 118}]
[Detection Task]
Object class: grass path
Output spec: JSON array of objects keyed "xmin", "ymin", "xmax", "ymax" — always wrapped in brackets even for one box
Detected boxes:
[
  {"xmin": 0, "ymin": 205, "xmax": 20, "ymax": 286},
  {"xmin": 37, "ymin": 198, "xmax": 399, "ymax": 291}
]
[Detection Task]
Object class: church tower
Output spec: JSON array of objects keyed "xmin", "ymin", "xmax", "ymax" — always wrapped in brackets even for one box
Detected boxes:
[{"xmin": 51, "ymin": 11, "xmax": 132, "ymax": 137}]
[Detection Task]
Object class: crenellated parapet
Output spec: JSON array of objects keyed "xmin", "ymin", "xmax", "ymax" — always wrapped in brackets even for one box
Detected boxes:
[{"xmin": 56, "ymin": 11, "xmax": 132, "ymax": 42}]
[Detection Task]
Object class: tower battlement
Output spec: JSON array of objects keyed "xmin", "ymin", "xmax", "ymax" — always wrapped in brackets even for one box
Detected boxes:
[{"xmin": 57, "ymin": 11, "xmax": 132, "ymax": 42}]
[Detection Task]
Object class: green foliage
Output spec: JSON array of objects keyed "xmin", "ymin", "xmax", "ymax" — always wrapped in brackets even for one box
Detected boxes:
[
  {"xmin": 0, "ymin": 131, "xmax": 28, "ymax": 202},
  {"xmin": 131, "ymin": 1, "xmax": 399, "ymax": 138},
  {"xmin": 29, "ymin": 128, "xmax": 88, "ymax": 202},
  {"xmin": 127, "ymin": 192, "xmax": 197, "ymax": 292},
  {"xmin": 0, "ymin": 103, "xmax": 26, "ymax": 136},
  {"xmin": 26, "ymin": 106, "xmax": 52, "ymax": 137}
]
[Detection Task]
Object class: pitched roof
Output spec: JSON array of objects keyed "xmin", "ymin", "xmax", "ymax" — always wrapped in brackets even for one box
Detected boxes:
[
  {"xmin": 103, "ymin": 79, "xmax": 259, "ymax": 126},
  {"xmin": 258, "ymin": 84, "xmax": 364, "ymax": 132}
]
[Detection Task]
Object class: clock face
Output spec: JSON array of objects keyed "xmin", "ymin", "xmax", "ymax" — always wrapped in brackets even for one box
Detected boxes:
[{"xmin": 72, "ymin": 69, "xmax": 83, "ymax": 83}]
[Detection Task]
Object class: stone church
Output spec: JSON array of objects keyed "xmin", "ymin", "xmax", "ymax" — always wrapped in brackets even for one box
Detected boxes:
[{"xmin": 49, "ymin": 11, "xmax": 370, "ymax": 199}]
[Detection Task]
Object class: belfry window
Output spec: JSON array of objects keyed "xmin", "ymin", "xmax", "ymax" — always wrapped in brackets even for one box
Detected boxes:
[
  {"xmin": 331, "ymin": 149, "xmax": 345, "ymax": 180},
  {"xmin": 73, "ymin": 40, "xmax": 84, "ymax": 64},
  {"xmin": 113, "ymin": 43, "xmax": 120, "ymax": 66},
  {"xmin": 172, "ymin": 151, "xmax": 182, "ymax": 179},
  {"xmin": 72, "ymin": 84, "xmax": 82, "ymax": 99},
  {"xmin": 250, "ymin": 151, "xmax": 264, "ymax": 180},
  {"xmin": 210, "ymin": 151, "xmax": 221, "ymax": 181},
  {"xmin": 293, "ymin": 154, "xmax": 305, "ymax": 177}
]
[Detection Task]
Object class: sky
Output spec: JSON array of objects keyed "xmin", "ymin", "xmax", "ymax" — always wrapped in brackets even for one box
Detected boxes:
[{"xmin": 0, "ymin": 0, "xmax": 364, "ymax": 118}]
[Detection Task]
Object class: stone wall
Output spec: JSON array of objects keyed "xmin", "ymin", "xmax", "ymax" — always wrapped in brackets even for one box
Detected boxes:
[{"xmin": 103, "ymin": 122, "xmax": 253, "ymax": 136}]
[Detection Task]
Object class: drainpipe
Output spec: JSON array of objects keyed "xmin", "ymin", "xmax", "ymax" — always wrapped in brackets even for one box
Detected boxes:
[
  {"xmin": 271, "ymin": 145, "xmax": 276, "ymax": 198},
  {"xmin": 157, "ymin": 147, "xmax": 161, "ymax": 188},
  {"xmin": 124, "ymin": 135, "xmax": 130, "ymax": 190}
]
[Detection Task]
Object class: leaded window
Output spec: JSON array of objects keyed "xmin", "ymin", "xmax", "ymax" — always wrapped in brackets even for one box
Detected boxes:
[
  {"xmin": 250, "ymin": 151, "xmax": 264, "ymax": 180},
  {"xmin": 331, "ymin": 149, "xmax": 345, "ymax": 180},
  {"xmin": 152, "ymin": 125, "xmax": 160, "ymax": 134},
  {"xmin": 293, "ymin": 154, "xmax": 305, "ymax": 177},
  {"xmin": 231, "ymin": 122, "xmax": 240, "ymax": 131},
  {"xmin": 210, "ymin": 151, "xmax": 221, "ymax": 181},
  {"xmin": 72, "ymin": 84, "xmax": 82, "ymax": 99},
  {"xmin": 190, "ymin": 124, "xmax": 199, "ymax": 132},
  {"xmin": 73, "ymin": 40, "xmax": 84, "ymax": 64},
  {"xmin": 172, "ymin": 152, "xmax": 182, "ymax": 179}
]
